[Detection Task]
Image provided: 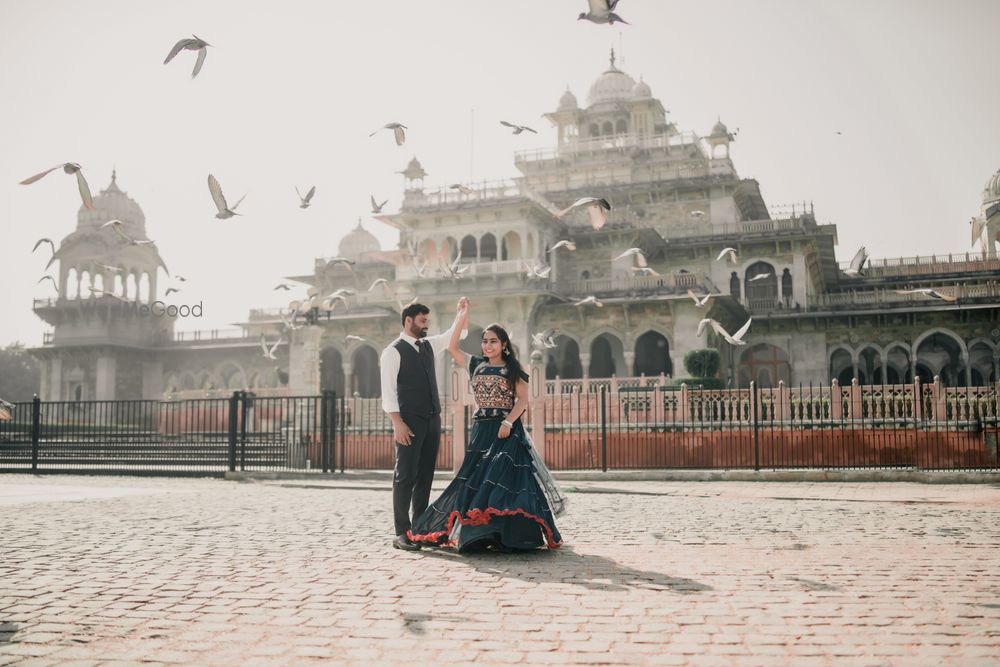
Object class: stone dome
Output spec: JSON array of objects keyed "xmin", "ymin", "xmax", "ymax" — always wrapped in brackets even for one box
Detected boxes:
[
  {"xmin": 587, "ymin": 66, "xmax": 636, "ymax": 108},
  {"xmin": 711, "ymin": 119, "xmax": 730, "ymax": 137},
  {"xmin": 338, "ymin": 221, "xmax": 380, "ymax": 261},
  {"xmin": 76, "ymin": 171, "xmax": 146, "ymax": 237},
  {"xmin": 983, "ymin": 168, "xmax": 1000, "ymax": 204},
  {"xmin": 631, "ymin": 77, "xmax": 652, "ymax": 100},
  {"xmin": 558, "ymin": 88, "xmax": 579, "ymax": 111}
]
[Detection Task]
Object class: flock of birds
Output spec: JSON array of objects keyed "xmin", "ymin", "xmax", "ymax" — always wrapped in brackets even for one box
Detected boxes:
[{"xmin": 20, "ymin": 1, "xmax": 960, "ymax": 374}]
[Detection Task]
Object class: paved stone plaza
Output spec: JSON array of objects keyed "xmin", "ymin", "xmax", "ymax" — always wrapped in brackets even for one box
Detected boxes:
[{"xmin": 1, "ymin": 474, "xmax": 998, "ymax": 666}]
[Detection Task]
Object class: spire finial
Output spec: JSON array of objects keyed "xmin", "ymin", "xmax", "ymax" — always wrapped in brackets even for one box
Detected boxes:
[
  {"xmin": 609, "ymin": 47, "xmax": 616, "ymax": 69},
  {"xmin": 111, "ymin": 167, "xmax": 116, "ymax": 183}
]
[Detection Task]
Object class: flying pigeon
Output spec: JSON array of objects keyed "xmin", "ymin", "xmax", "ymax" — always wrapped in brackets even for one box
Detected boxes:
[
  {"xmin": 440, "ymin": 252, "xmax": 470, "ymax": 280},
  {"xmin": 748, "ymin": 272, "xmax": 771, "ymax": 282},
  {"xmin": 20, "ymin": 163, "xmax": 95, "ymax": 210},
  {"xmin": 32, "ymin": 238, "xmax": 55, "ymax": 258},
  {"xmin": 844, "ymin": 246, "xmax": 869, "ymax": 277},
  {"xmin": 716, "ymin": 247, "xmax": 738, "ymax": 263},
  {"xmin": 578, "ymin": 0, "xmax": 629, "ymax": 24},
  {"xmin": 87, "ymin": 286, "xmax": 129, "ymax": 302},
  {"xmin": 369, "ymin": 123, "xmax": 407, "ymax": 146},
  {"xmin": 368, "ymin": 278, "xmax": 390, "ymax": 292},
  {"xmin": 296, "ymin": 186, "xmax": 316, "ymax": 209},
  {"xmin": 550, "ymin": 240, "xmax": 577, "ymax": 252},
  {"xmin": 99, "ymin": 220, "xmax": 155, "ymax": 246},
  {"xmin": 531, "ymin": 327, "xmax": 559, "ymax": 349},
  {"xmin": 697, "ymin": 317, "xmax": 752, "ymax": 345},
  {"xmin": 500, "ymin": 120, "xmax": 538, "ymax": 135},
  {"xmin": 207, "ymin": 174, "xmax": 245, "ymax": 219},
  {"xmin": 690, "ymin": 210, "xmax": 706, "ymax": 220},
  {"xmin": 345, "ymin": 335, "xmax": 367, "ymax": 343},
  {"xmin": 164, "ymin": 287, "xmax": 180, "ymax": 296},
  {"xmin": 163, "ymin": 35, "xmax": 211, "ymax": 78},
  {"xmin": 370, "ymin": 195, "xmax": 388, "ymax": 214},
  {"xmin": 894, "ymin": 289, "xmax": 957, "ymax": 302},
  {"xmin": 450, "ymin": 184, "xmax": 473, "ymax": 194},
  {"xmin": 274, "ymin": 283, "xmax": 293, "ymax": 291},
  {"xmin": 556, "ymin": 197, "xmax": 611, "ymax": 230},
  {"xmin": 37, "ymin": 275, "xmax": 58, "ymax": 291},
  {"xmin": 260, "ymin": 334, "xmax": 284, "ymax": 360},
  {"xmin": 573, "ymin": 295, "xmax": 604, "ymax": 307},
  {"xmin": 523, "ymin": 262, "xmax": 552, "ymax": 279},
  {"xmin": 687, "ymin": 290, "xmax": 712, "ymax": 307}
]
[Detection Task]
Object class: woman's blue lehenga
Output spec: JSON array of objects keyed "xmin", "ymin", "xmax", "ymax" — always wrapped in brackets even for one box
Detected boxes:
[{"xmin": 408, "ymin": 356, "xmax": 564, "ymax": 552}]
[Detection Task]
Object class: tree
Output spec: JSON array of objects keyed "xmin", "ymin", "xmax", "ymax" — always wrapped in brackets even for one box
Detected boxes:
[
  {"xmin": 0, "ymin": 343, "xmax": 41, "ymax": 401},
  {"xmin": 684, "ymin": 349, "xmax": 721, "ymax": 379}
]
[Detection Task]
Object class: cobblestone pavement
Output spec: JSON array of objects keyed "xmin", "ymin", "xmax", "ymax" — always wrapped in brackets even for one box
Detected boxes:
[{"xmin": 1, "ymin": 475, "xmax": 998, "ymax": 666}]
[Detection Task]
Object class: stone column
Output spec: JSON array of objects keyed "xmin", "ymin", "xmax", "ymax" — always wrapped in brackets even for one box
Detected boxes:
[
  {"xmin": 95, "ymin": 355, "xmax": 117, "ymax": 400},
  {"xmin": 623, "ymin": 349, "xmax": 635, "ymax": 377},
  {"xmin": 48, "ymin": 358, "xmax": 63, "ymax": 401},
  {"xmin": 342, "ymin": 362, "xmax": 353, "ymax": 398},
  {"xmin": 290, "ymin": 326, "xmax": 322, "ymax": 395}
]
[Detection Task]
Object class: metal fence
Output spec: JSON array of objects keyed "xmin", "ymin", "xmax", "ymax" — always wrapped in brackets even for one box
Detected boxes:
[
  {"xmin": 534, "ymin": 381, "xmax": 999, "ymax": 471},
  {"xmin": 1, "ymin": 380, "xmax": 997, "ymax": 476}
]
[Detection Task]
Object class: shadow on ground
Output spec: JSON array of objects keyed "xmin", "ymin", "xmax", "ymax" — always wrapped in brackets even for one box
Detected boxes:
[{"xmin": 416, "ymin": 546, "xmax": 712, "ymax": 594}]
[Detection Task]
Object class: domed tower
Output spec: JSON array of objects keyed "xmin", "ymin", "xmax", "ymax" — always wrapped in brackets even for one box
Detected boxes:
[
  {"xmin": 974, "ymin": 167, "xmax": 1000, "ymax": 257},
  {"xmin": 31, "ymin": 171, "xmax": 172, "ymax": 401},
  {"xmin": 708, "ymin": 117, "xmax": 735, "ymax": 159},
  {"xmin": 338, "ymin": 219, "xmax": 381, "ymax": 264},
  {"xmin": 541, "ymin": 49, "xmax": 670, "ymax": 154}
]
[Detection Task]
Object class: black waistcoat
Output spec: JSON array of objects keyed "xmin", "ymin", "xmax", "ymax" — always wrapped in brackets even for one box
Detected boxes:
[{"xmin": 394, "ymin": 338, "xmax": 440, "ymax": 416}]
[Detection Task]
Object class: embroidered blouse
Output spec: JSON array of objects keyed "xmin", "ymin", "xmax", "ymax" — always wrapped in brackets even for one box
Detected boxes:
[{"xmin": 468, "ymin": 355, "xmax": 529, "ymax": 421}]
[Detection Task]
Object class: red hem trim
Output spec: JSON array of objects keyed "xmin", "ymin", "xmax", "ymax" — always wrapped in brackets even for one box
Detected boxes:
[{"xmin": 408, "ymin": 507, "xmax": 562, "ymax": 549}]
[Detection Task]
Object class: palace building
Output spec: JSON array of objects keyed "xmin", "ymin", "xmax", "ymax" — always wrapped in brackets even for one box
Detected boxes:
[{"xmin": 30, "ymin": 53, "xmax": 1000, "ymax": 401}]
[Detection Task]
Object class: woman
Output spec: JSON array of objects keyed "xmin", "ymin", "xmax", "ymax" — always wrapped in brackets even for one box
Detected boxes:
[{"xmin": 408, "ymin": 300, "xmax": 563, "ymax": 552}]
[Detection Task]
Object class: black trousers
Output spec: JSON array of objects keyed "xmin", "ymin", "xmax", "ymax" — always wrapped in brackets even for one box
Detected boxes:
[{"xmin": 393, "ymin": 412, "xmax": 441, "ymax": 536}]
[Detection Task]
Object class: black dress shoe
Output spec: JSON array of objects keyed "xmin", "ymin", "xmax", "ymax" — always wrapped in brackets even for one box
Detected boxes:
[{"xmin": 393, "ymin": 534, "xmax": 421, "ymax": 551}]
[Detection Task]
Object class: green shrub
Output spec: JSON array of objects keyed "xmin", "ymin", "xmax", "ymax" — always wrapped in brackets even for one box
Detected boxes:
[{"xmin": 683, "ymin": 349, "xmax": 721, "ymax": 379}]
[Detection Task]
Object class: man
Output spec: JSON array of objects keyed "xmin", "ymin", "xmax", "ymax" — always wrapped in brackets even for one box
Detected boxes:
[{"xmin": 380, "ymin": 298, "xmax": 468, "ymax": 550}]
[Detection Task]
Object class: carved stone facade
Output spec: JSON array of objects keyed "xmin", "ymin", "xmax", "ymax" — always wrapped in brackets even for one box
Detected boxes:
[{"xmin": 29, "ymin": 58, "xmax": 1000, "ymax": 400}]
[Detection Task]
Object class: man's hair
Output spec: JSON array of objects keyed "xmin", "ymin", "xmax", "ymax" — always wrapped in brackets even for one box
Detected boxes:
[{"xmin": 401, "ymin": 303, "xmax": 430, "ymax": 327}]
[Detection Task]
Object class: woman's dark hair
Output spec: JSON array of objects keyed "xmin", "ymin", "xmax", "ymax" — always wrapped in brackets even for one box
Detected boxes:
[
  {"xmin": 401, "ymin": 303, "xmax": 429, "ymax": 327},
  {"xmin": 484, "ymin": 323, "xmax": 524, "ymax": 390}
]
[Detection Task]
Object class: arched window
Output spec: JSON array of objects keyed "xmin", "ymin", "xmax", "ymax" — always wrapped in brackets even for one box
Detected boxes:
[
  {"xmin": 781, "ymin": 268, "xmax": 793, "ymax": 303},
  {"xmin": 615, "ymin": 119, "xmax": 627, "ymax": 134},
  {"xmin": 66, "ymin": 268, "xmax": 78, "ymax": 299},
  {"xmin": 633, "ymin": 331, "xmax": 672, "ymax": 377},
  {"xmin": 546, "ymin": 336, "xmax": 582, "ymax": 379},
  {"xmin": 601, "ymin": 121, "xmax": 613, "ymax": 135},
  {"xmin": 589, "ymin": 334, "xmax": 624, "ymax": 378},
  {"xmin": 126, "ymin": 273, "xmax": 137, "ymax": 301},
  {"xmin": 739, "ymin": 344, "xmax": 791, "ymax": 388},
  {"xmin": 320, "ymin": 346, "xmax": 345, "ymax": 396},
  {"xmin": 501, "ymin": 231, "xmax": 521, "ymax": 261},
  {"xmin": 729, "ymin": 272, "xmax": 740, "ymax": 300},
  {"xmin": 460, "ymin": 235, "xmax": 477, "ymax": 260},
  {"xmin": 80, "ymin": 270, "xmax": 91, "ymax": 297},
  {"xmin": 829, "ymin": 348, "xmax": 853, "ymax": 384},
  {"xmin": 351, "ymin": 347, "xmax": 381, "ymax": 398},
  {"xmin": 480, "ymin": 233, "xmax": 497, "ymax": 261},
  {"xmin": 581, "ymin": 270, "xmax": 590, "ymax": 280},
  {"xmin": 113, "ymin": 274, "xmax": 124, "ymax": 297},
  {"xmin": 915, "ymin": 332, "xmax": 966, "ymax": 387},
  {"xmin": 442, "ymin": 236, "xmax": 458, "ymax": 262},
  {"xmin": 589, "ymin": 124, "xmax": 600, "ymax": 137},
  {"xmin": 744, "ymin": 261, "xmax": 777, "ymax": 308}
]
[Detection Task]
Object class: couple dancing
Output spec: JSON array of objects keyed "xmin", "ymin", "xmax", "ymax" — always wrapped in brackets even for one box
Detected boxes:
[{"xmin": 379, "ymin": 297, "xmax": 565, "ymax": 553}]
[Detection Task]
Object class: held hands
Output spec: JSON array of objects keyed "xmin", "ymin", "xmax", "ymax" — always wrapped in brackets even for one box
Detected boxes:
[
  {"xmin": 456, "ymin": 296, "xmax": 470, "ymax": 315},
  {"xmin": 392, "ymin": 417, "xmax": 415, "ymax": 446},
  {"xmin": 498, "ymin": 420, "xmax": 512, "ymax": 439}
]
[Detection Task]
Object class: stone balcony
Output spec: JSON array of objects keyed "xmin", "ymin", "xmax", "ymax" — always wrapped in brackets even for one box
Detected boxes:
[
  {"xmin": 514, "ymin": 131, "xmax": 701, "ymax": 164},
  {"xmin": 838, "ymin": 251, "xmax": 1000, "ymax": 280}
]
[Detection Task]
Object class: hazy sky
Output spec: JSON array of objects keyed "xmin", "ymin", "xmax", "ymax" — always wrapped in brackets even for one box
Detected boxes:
[{"xmin": 1, "ymin": 0, "xmax": 997, "ymax": 347}]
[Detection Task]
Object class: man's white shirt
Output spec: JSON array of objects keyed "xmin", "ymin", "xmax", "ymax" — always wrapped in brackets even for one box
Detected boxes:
[{"xmin": 380, "ymin": 325, "xmax": 467, "ymax": 414}]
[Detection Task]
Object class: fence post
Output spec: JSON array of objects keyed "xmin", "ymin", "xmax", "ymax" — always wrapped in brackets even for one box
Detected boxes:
[
  {"xmin": 528, "ymin": 354, "xmax": 546, "ymax": 460},
  {"xmin": 238, "ymin": 391, "xmax": 249, "ymax": 471},
  {"xmin": 339, "ymin": 394, "xmax": 346, "ymax": 473},
  {"xmin": 830, "ymin": 379, "xmax": 842, "ymax": 420},
  {"xmin": 751, "ymin": 381, "xmax": 760, "ymax": 471},
  {"xmin": 227, "ymin": 391, "xmax": 239, "ymax": 472},
  {"xmin": 933, "ymin": 376, "xmax": 946, "ymax": 421},
  {"xmin": 600, "ymin": 386, "xmax": 608, "ymax": 473},
  {"xmin": 850, "ymin": 378, "xmax": 861, "ymax": 420},
  {"xmin": 30, "ymin": 396, "xmax": 40, "ymax": 472},
  {"xmin": 320, "ymin": 390, "xmax": 333, "ymax": 473}
]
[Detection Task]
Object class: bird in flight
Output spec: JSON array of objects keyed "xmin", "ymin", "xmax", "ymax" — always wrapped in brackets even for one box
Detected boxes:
[
  {"xmin": 164, "ymin": 287, "xmax": 181, "ymax": 296},
  {"xmin": 37, "ymin": 275, "xmax": 58, "ymax": 292},
  {"xmin": 100, "ymin": 220, "xmax": 155, "ymax": 246},
  {"xmin": 550, "ymin": 240, "xmax": 577, "ymax": 253},
  {"xmin": 698, "ymin": 318, "xmax": 752, "ymax": 345},
  {"xmin": 32, "ymin": 238, "xmax": 55, "ymax": 259},
  {"xmin": 274, "ymin": 284, "xmax": 293, "ymax": 291},
  {"xmin": 748, "ymin": 272, "xmax": 771, "ymax": 282},
  {"xmin": 370, "ymin": 123, "xmax": 407, "ymax": 146},
  {"xmin": 500, "ymin": 120, "xmax": 537, "ymax": 135},
  {"xmin": 531, "ymin": 327, "xmax": 559, "ymax": 349},
  {"xmin": 844, "ymin": 246, "xmax": 869, "ymax": 277},
  {"xmin": 345, "ymin": 335, "xmax": 367, "ymax": 343},
  {"xmin": 690, "ymin": 210, "xmax": 706, "ymax": 220},
  {"xmin": 326, "ymin": 257, "xmax": 356, "ymax": 271},
  {"xmin": 450, "ymin": 184, "xmax": 474, "ymax": 195},
  {"xmin": 88, "ymin": 286, "xmax": 129, "ymax": 303},
  {"xmin": 20, "ymin": 163, "xmax": 95, "ymax": 210},
  {"xmin": 687, "ymin": 290, "xmax": 712, "ymax": 308},
  {"xmin": 573, "ymin": 295, "xmax": 604, "ymax": 308},
  {"xmin": 716, "ymin": 247, "xmax": 738, "ymax": 264},
  {"xmin": 368, "ymin": 278, "xmax": 390, "ymax": 292},
  {"xmin": 370, "ymin": 195, "xmax": 388, "ymax": 214},
  {"xmin": 296, "ymin": 186, "xmax": 316, "ymax": 209},
  {"xmin": 894, "ymin": 288, "xmax": 957, "ymax": 302},
  {"xmin": 260, "ymin": 334, "xmax": 284, "ymax": 360},
  {"xmin": 523, "ymin": 262, "xmax": 552, "ymax": 279},
  {"xmin": 207, "ymin": 174, "xmax": 246, "ymax": 219},
  {"xmin": 578, "ymin": 0, "xmax": 629, "ymax": 24},
  {"xmin": 556, "ymin": 197, "xmax": 611, "ymax": 230},
  {"xmin": 164, "ymin": 35, "xmax": 211, "ymax": 78},
  {"xmin": 440, "ymin": 253, "xmax": 470, "ymax": 280}
]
